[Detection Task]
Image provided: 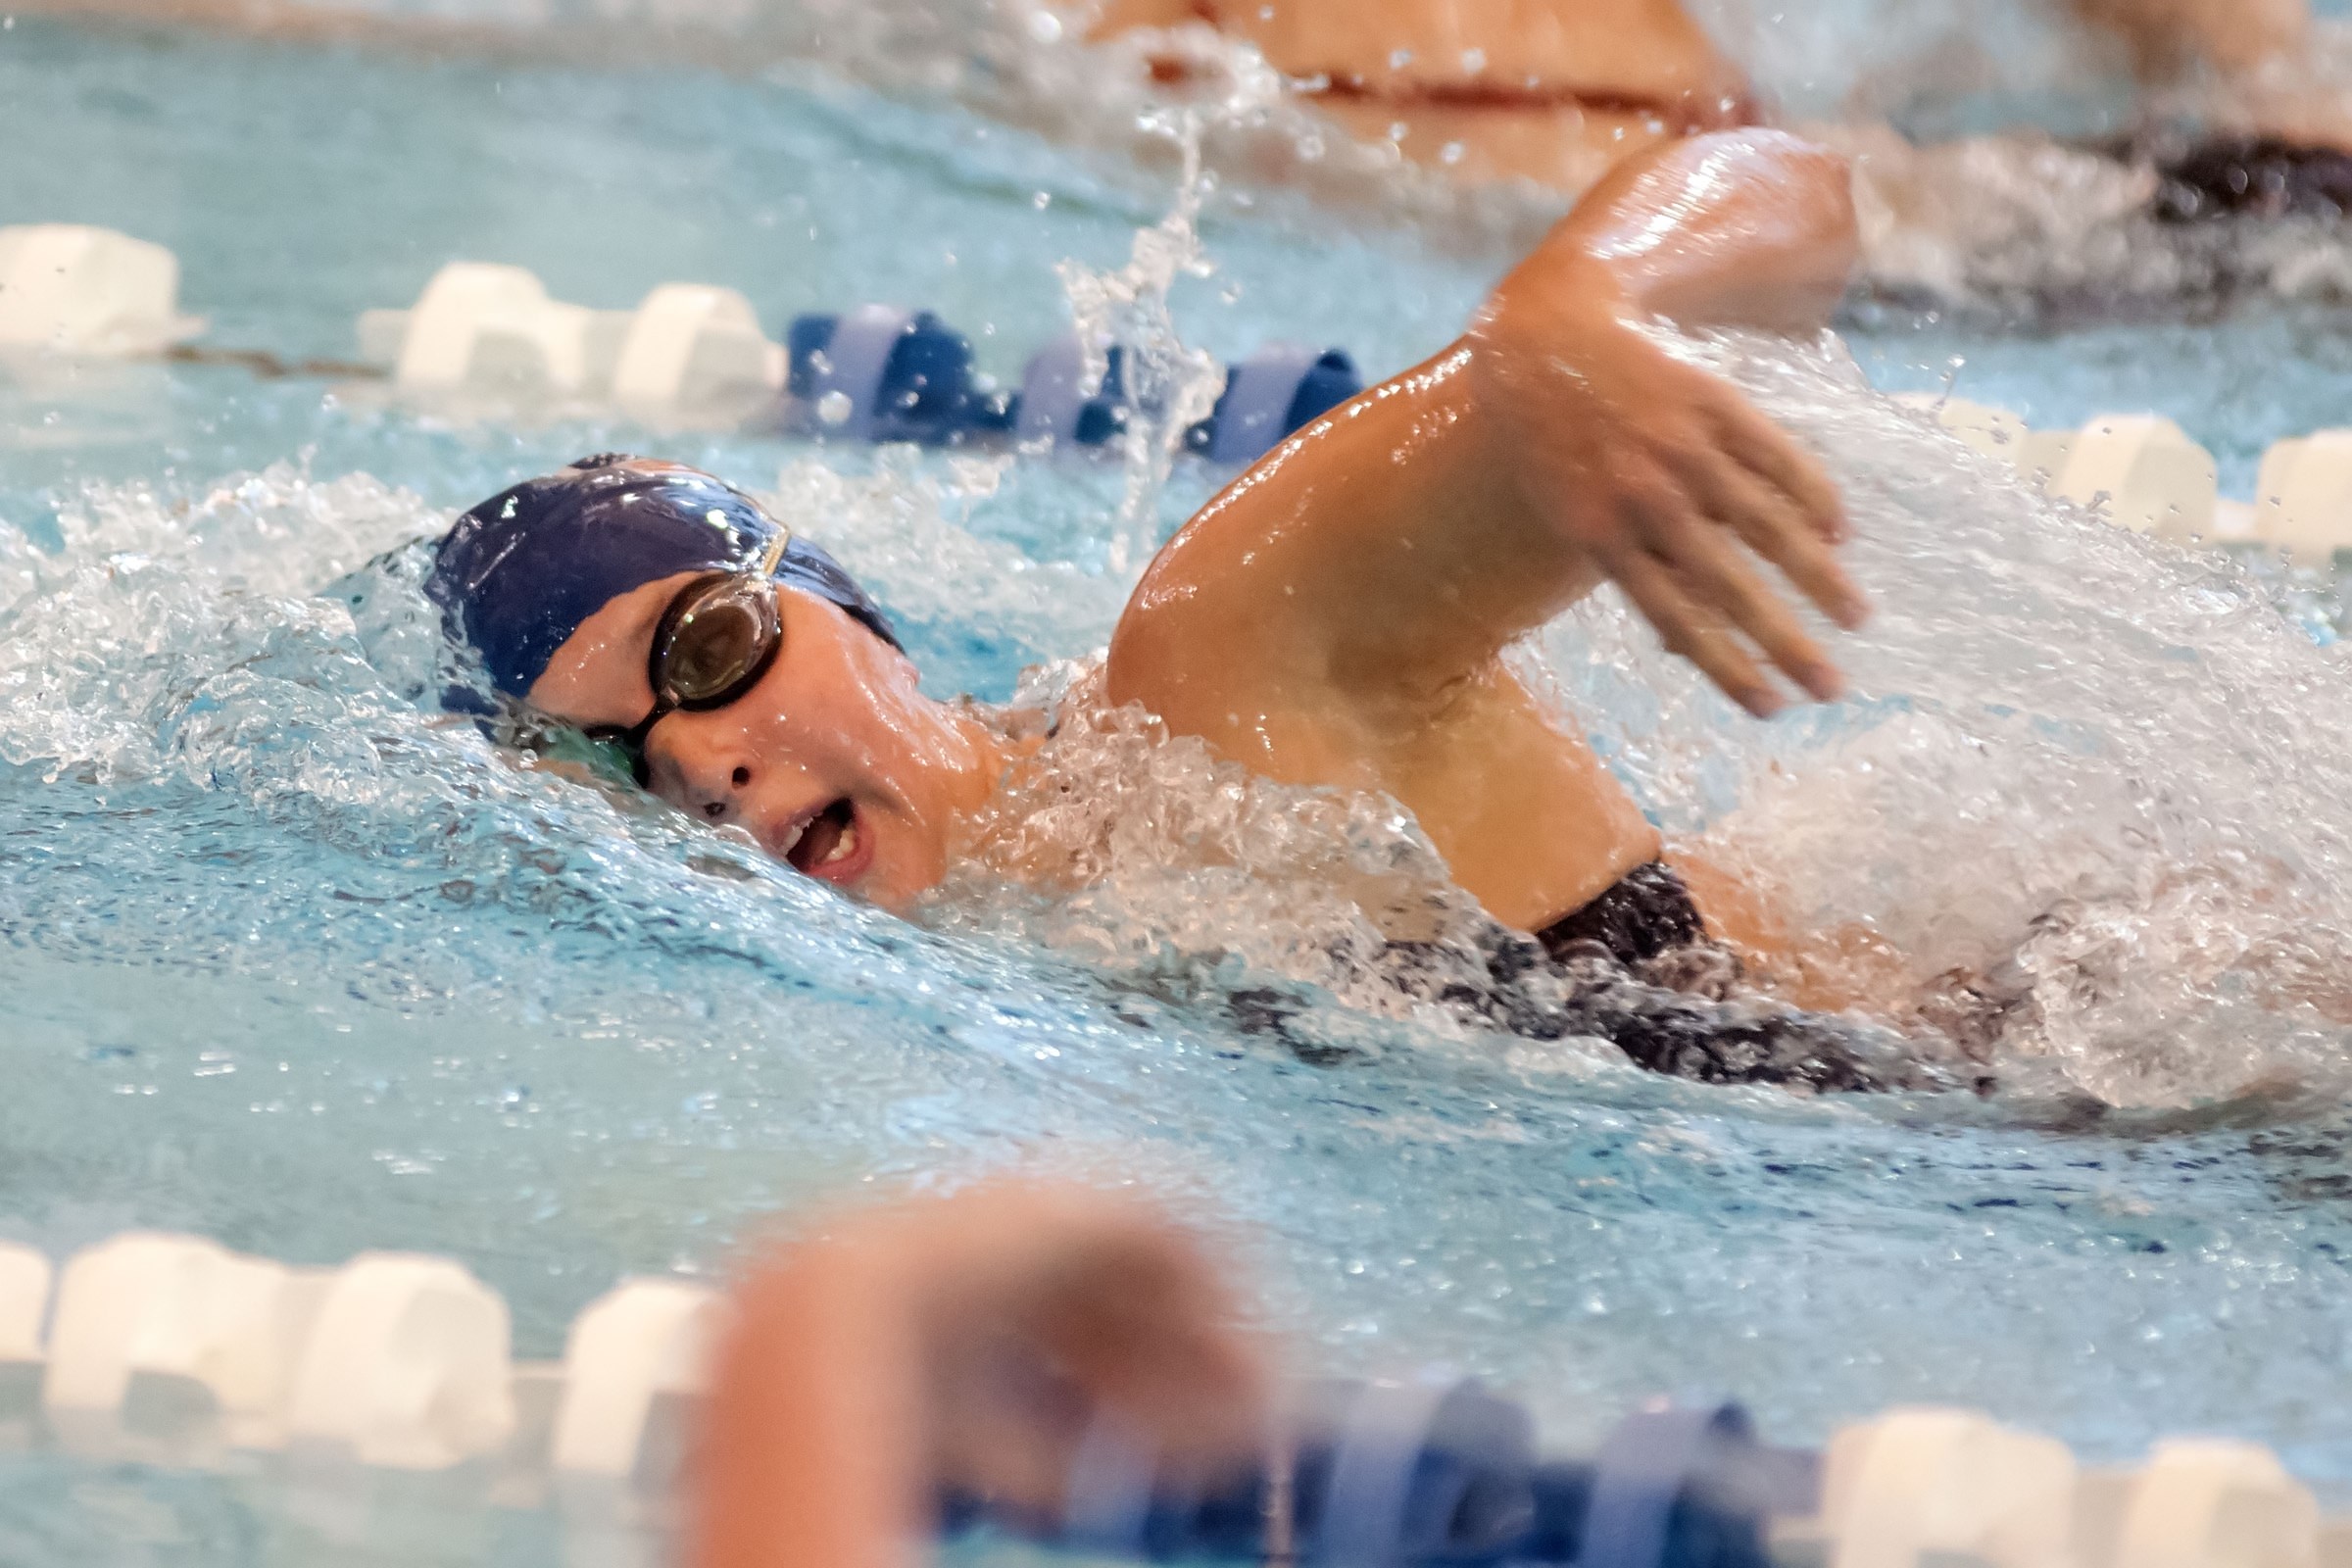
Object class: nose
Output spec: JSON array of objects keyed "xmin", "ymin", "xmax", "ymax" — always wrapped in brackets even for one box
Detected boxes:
[{"xmin": 649, "ymin": 719, "xmax": 761, "ymax": 824}]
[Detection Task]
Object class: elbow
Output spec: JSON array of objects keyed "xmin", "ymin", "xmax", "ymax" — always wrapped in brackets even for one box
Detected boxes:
[
  {"xmin": 1544, "ymin": 128, "xmax": 1860, "ymax": 334},
  {"xmin": 1764, "ymin": 131, "xmax": 1862, "ymax": 270}
]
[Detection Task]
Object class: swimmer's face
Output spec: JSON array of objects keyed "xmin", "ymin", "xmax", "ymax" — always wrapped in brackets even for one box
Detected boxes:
[{"xmin": 529, "ymin": 573, "xmax": 997, "ymax": 911}]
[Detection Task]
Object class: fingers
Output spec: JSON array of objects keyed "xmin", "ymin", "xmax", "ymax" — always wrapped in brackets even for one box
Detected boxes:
[
  {"xmin": 1680, "ymin": 443, "xmax": 1869, "ymax": 634},
  {"xmin": 1606, "ymin": 541, "xmax": 1787, "ymax": 718},
  {"xmin": 1649, "ymin": 512, "xmax": 1843, "ymax": 705},
  {"xmin": 916, "ymin": 1186, "xmax": 1267, "ymax": 1493},
  {"xmin": 1705, "ymin": 391, "xmax": 1854, "ymax": 551},
  {"xmin": 1037, "ymin": 1223, "xmax": 1266, "ymax": 1456}
]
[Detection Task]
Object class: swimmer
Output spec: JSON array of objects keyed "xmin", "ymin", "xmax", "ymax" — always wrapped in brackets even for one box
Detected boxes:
[
  {"xmin": 429, "ymin": 129, "xmax": 1861, "ymax": 1003},
  {"xmin": 1090, "ymin": 0, "xmax": 2333, "ymax": 215}
]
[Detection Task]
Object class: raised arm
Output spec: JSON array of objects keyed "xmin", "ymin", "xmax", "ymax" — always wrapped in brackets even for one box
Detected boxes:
[
  {"xmin": 1462, "ymin": 128, "xmax": 1867, "ymax": 710},
  {"xmin": 1111, "ymin": 129, "xmax": 1866, "ymax": 731}
]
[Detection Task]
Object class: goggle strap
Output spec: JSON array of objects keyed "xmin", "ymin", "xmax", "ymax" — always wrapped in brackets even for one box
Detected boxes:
[{"xmin": 756, "ymin": 525, "xmax": 792, "ymax": 578}]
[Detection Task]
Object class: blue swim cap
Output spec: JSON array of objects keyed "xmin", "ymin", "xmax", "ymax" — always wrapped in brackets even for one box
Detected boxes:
[{"xmin": 426, "ymin": 456, "xmax": 902, "ymax": 702}]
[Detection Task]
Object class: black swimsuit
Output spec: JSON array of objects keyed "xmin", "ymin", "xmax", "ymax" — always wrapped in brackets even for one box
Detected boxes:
[
  {"xmin": 1324, "ymin": 861, "xmax": 1968, "ymax": 1094},
  {"xmin": 1535, "ymin": 859, "xmax": 1710, "ymax": 971},
  {"xmin": 2147, "ymin": 135, "xmax": 2352, "ymax": 223}
]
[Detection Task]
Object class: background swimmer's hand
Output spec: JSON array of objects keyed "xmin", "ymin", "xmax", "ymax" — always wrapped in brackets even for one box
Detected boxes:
[
  {"xmin": 1469, "ymin": 131, "xmax": 1870, "ymax": 717},
  {"xmin": 690, "ymin": 1180, "xmax": 1268, "ymax": 1568}
]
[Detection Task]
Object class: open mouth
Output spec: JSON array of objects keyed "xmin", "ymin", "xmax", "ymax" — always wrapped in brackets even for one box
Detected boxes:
[{"xmin": 780, "ymin": 797, "xmax": 865, "ymax": 883}]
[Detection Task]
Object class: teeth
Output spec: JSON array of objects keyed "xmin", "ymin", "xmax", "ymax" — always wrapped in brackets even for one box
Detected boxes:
[
  {"xmin": 821, "ymin": 821, "xmax": 859, "ymax": 865},
  {"xmin": 776, "ymin": 821, "xmax": 808, "ymax": 857}
]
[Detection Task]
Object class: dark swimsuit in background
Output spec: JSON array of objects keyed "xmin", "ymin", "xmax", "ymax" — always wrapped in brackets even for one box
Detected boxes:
[{"xmin": 2145, "ymin": 134, "xmax": 2352, "ymax": 223}]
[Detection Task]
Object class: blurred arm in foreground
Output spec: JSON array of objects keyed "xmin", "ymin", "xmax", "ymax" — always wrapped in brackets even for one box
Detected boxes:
[{"xmin": 688, "ymin": 1181, "xmax": 1268, "ymax": 1568}]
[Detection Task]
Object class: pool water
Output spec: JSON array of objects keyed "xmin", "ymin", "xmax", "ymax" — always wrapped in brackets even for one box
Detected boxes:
[{"xmin": 13, "ymin": 10, "xmax": 2352, "ymax": 1561}]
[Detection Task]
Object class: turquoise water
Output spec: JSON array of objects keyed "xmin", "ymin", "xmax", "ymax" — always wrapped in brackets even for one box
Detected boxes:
[{"xmin": 12, "ymin": 14, "xmax": 2352, "ymax": 1562}]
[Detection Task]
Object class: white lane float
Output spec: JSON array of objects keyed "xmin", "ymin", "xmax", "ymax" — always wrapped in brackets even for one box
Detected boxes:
[
  {"xmin": 43, "ymin": 1232, "xmax": 329, "ymax": 1460},
  {"xmin": 2089, "ymin": 1439, "xmax": 2320, "ymax": 1568},
  {"xmin": 1798, "ymin": 1405, "xmax": 2075, "ymax": 1568},
  {"xmin": 362, "ymin": 264, "xmax": 786, "ymax": 423},
  {"xmin": 1894, "ymin": 393, "xmax": 2031, "ymax": 461},
  {"xmin": 609, "ymin": 283, "xmax": 785, "ymax": 424},
  {"xmin": 379, "ymin": 262, "xmax": 631, "ymax": 400},
  {"xmin": 0, "ymin": 223, "xmax": 204, "ymax": 356},
  {"xmin": 2254, "ymin": 429, "xmax": 2352, "ymax": 567},
  {"xmin": 552, "ymin": 1278, "xmax": 727, "ymax": 1510},
  {"xmin": 284, "ymin": 1251, "xmax": 516, "ymax": 1471},
  {"xmin": 2019, "ymin": 426, "xmax": 2078, "ymax": 483},
  {"xmin": 2048, "ymin": 413, "xmax": 2220, "ymax": 546}
]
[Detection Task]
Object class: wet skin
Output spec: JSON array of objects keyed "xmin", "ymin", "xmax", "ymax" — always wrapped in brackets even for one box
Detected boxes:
[
  {"xmin": 527, "ymin": 130, "xmax": 1864, "ymax": 945},
  {"xmin": 1093, "ymin": 0, "xmax": 2321, "ymax": 190},
  {"xmin": 1092, "ymin": 0, "xmax": 1753, "ymax": 190},
  {"xmin": 689, "ymin": 1181, "xmax": 1265, "ymax": 1568},
  {"xmin": 529, "ymin": 564, "xmax": 1004, "ymax": 912}
]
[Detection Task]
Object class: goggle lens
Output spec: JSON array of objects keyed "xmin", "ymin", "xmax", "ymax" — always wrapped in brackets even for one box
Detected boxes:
[
  {"xmin": 577, "ymin": 569, "xmax": 787, "ymax": 790},
  {"xmin": 662, "ymin": 590, "xmax": 775, "ymax": 708}
]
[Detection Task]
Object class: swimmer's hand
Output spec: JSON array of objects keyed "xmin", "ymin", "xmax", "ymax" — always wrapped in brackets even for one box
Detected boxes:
[
  {"xmin": 690, "ymin": 1181, "xmax": 1267, "ymax": 1568},
  {"xmin": 1469, "ymin": 130, "xmax": 1871, "ymax": 717}
]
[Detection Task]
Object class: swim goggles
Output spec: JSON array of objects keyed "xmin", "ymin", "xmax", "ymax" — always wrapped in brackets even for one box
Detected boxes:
[{"xmin": 584, "ymin": 530, "xmax": 792, "ymax": 788}]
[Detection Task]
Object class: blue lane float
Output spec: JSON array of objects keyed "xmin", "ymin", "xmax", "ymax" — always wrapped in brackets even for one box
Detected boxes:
[
  {"xmin": 946, "ymin": 1379, "xmax": 1809, "ymax": 1568},
  {"xmin": 2, "ymin": 1226, "xmax": 2343, "ymax": 1567},
  {"xmin": 786, "ymin": 309, "xmax": 1360, "ymax": 462},
  {"xmin": 348, "ymin": 262, "xmax": 1361, "ymax": 465}
]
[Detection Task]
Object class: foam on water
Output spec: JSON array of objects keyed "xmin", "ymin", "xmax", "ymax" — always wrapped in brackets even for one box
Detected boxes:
[{"xmin": 1543, "ymin": 332, "xmax": 2352, "ymax": 1105}]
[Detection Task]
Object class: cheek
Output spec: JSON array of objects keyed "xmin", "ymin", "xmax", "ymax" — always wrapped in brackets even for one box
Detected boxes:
[{"xmin": 778, "ymin": 667, "xmax": 928, "ymax": 778}]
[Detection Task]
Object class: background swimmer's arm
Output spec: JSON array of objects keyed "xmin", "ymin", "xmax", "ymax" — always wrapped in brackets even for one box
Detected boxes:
[
  {"xmin": 1094, "ymin": 0, "xmax": 1205, "ymax": 30},
  {"xmin": 2067, "ymin": 0, "xmax": 2307, "ymax": 77}
]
